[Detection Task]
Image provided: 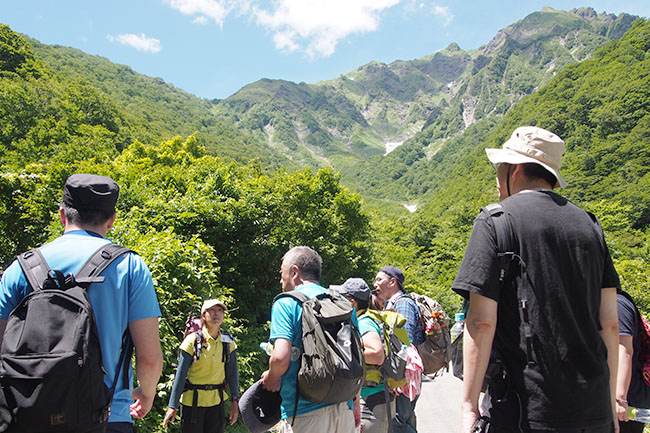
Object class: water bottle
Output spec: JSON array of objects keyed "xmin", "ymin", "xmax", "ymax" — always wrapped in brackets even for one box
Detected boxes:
[
  {"xmin": 450, "ymin": 312, "xmax": 465, "ymax": 343},
  {"xmin": 260, "ymin": 342, "xmax": 274, "ymax": 356},
  {"xmin": 627, "ymin": 406, "xmax": 650, "ymax": 422},
  {"xmin": 260, "ymin": 342, "xmax": 300, "ymax": 361}
]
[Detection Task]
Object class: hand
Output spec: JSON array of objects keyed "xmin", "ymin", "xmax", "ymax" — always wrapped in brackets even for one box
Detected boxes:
[
  {"xmin": 462, "ymin": 408, "xmax": 479, "ymax": 433},
  {"xmin": 616, "ymin": 400, "xmax": 629, "ymax": 422},
  {"xmin": 162, "ymin": 407, "xmax": 177, "ymax": 428},
  {"xmin": 261, "ymin": 370, "xmax": 281, "ymax": 392},
  {"xmin": 130, "ymin": 386, "xmax": 154, "ymax": 419},
  {"xmin": 229, "ymin": 399, "xmax": 239, "ymax": 425}
]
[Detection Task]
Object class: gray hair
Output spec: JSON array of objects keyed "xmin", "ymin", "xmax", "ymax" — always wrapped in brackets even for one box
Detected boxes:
[{"xmin": 282, "ymin": 246, "xmax": 322, "ymax": 282}]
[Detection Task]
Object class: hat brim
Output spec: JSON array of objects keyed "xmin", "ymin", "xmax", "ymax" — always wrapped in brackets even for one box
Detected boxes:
[
  {"xmin": 201, "ymin": 300, "xmax": 227, "ymax": 313},
  {"xmin": 485, "ymin": 148, "xmax": 567, "ymax": 188}
]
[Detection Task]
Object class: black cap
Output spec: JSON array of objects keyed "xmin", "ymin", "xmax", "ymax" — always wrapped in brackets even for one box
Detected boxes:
[
  {"xmin": 380, "ymin": 265, "xmax": 404, "ymax": 289},
  {"xmin": 62, "ymin": 174, "xmax": 119, "ymax": 212}
]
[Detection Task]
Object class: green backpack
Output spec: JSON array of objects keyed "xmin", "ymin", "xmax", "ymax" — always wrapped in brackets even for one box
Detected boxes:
[{"xmin": 361, "ymin": 309, "xmax": 411, "ymax": 389}]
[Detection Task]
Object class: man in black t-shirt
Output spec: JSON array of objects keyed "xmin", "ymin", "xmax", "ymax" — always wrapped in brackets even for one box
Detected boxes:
[
  {"xmin": 616, "ymin": 292, "xmax": 650, "ymax": 433},
  {"xmin": 452, "ymin": 126, "xmax": 621, "ymax": 433}
]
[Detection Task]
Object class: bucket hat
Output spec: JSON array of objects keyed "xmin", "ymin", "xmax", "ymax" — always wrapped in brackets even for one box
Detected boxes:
[
  {"xmin": 485, "ymin": 126, "xmax": 567, "ymax": 188},
  {"xmin": 240, "ymin": 379, "xmax": 282, "ymax": 433}
]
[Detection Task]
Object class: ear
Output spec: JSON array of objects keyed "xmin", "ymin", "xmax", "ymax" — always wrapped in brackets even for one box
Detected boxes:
[
  {"xmin": 106, "ymin": 212, "xmax": 117, "ymax": 231},
  {"xmin": 59, "ymin": 208, "xmax": 66, "ymax": 226},
  {"xmin": 290, "ymin": 264, "xmax": 301, "ymax": 282},
  {"xmin": 510, "ymin": 164, "xmax": 525, "ymax": 178}
]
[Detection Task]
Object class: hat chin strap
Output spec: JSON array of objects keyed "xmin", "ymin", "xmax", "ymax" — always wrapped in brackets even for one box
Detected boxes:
[{"xmin": 506, "ymin": 165, "xmax": 512, "ymax": 197}]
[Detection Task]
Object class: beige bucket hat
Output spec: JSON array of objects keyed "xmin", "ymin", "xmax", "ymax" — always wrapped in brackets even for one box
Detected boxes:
[{"xmin": 485, "ymin": 126, "xmax": 567, "ymax": 188}]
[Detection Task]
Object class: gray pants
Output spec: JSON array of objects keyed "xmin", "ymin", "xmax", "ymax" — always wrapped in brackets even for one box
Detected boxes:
[{"xmin": 361, "ymin": 391, "xmax": 396, "ymax": 433}]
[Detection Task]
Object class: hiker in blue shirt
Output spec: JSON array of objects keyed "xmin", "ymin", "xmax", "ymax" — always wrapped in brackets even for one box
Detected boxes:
[
  {"xmin": 261, "ymin": 246, "xmax": 360, "ymax": 433},
  {"xmin": 0, "ymin": 173, "xmax": 163, "ymax": 433}
]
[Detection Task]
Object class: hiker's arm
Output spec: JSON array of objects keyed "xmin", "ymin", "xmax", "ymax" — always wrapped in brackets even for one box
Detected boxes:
[
  {"xmin": 600, "ymin": 287, "xmax": 620, "ymax": 433},
  {"xmin": 361, "ymin": 330, "xmax": 385, "ymax": 365},
  {"xmin": 163, "ymin": 350, "xmax": 191, "ymax": 427},
  {"xmin": 462, "ymin": 292, "xmax": 497, "ymax": 433},
  {"xmin": 0, "ymin": 318, "xmax": 6, "ymax": 347},
  {"xmin": 226, "ymin": 349, "xmax": 240, "ymax": 398},
  {"xmin": 262, "ymin": 337, "xmax": 292, "ymax": 392},
  {"xmin": 226, "ymin": 350, "xmax": 240, "ymax": 425},
  {"xmin": 616, "ymin": 335, "xmax": 633, "ymax": 422},
  {"xmin": 129, "ymin": 317, "xmax": 163, "ymax": 419}
]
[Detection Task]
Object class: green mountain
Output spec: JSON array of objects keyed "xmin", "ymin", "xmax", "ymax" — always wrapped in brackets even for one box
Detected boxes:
[
  {"xmin": 214, "ymin": 7, "xmax": 637, "ymax": 179},
  {"xmin": 3, "ymin": 7, "xmax": 637, "ymax": 198}
]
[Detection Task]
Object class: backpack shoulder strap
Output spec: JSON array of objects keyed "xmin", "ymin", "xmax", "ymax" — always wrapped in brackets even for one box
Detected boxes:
[
  {"xmin": 273, "ymin": 290, "xmax": 310, "ymax": 305},
  {"xmin": 16, "ymin": 248, "xmax": 51, "ymax": 291},
  {"xmin": 76, "ymin": 244, "xmax": 133, "ymax": 283},
  {"xmin": 482, "ymin": 202, "xmax": 536, "ymax": 367},
  {"xmin": 481, "ymin": 202, "xmax": 517, "ymax": 284}
]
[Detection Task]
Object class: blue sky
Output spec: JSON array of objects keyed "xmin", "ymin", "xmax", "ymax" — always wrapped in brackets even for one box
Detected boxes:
[{"xmin": 2, "ymin": 1, "xmax": 648, "ymax": 100}]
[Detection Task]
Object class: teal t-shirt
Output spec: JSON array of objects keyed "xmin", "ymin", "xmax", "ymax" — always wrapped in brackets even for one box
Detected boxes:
[
  {"xmin": 269, "ymin": 283, "xmax": 360, "ymax": 419},
  {"xmin": 358, "ymin": 314, "xmax": 386, "ymax": 398}
]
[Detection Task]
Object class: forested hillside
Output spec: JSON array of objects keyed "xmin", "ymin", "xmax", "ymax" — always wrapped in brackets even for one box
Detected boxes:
[{"xmin": 25, "ymin": 34, "xmax": 294, "ymax": 171}]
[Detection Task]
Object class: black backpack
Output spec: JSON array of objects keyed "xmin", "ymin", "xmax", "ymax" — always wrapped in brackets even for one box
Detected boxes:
[
  {"xmin": 273, "ymin": 289, "xmax": 364, "ymax": 413},
  {"xmin": 0, "ymin": 243, "xmax": 133, "ymax": 433}
]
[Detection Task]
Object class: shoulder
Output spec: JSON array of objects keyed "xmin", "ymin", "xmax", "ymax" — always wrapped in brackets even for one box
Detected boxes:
[
  {"xmin": 394, "ymin": 293, "xmax": 418, "ymax": 309},
  {"xmin": 180, "ymin": 331, "xmax": 198, "ymax": 354},
  {"xmin": 358, "ymin": 315, "xmax": 380, "ymax": 335}
]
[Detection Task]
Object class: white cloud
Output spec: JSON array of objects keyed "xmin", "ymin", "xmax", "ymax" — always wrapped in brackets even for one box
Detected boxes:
[
  {"xmin": 164, "ymin": 0, "xmax": 405, "ymax": 57},
  {"xmin": 432, "ymin": 3, "xmax": 453, "ymax": 26},
  {"xmin": 107, "ymin": 33, "xmax": 162, "ymax": 53},
  {"xmin": 253, "ymin": 0, "xmax": 401, "ymax": 58},
  {"xmin": 164, "ymin": 0, "xmax": 235, "ymax": 26}
]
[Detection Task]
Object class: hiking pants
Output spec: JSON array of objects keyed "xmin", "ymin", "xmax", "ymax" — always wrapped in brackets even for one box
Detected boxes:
[
  {"xmin": 487, "ymin": 423, "xmax": 614, "ymax": 432},
  {"xmin": 619, "ymin": 420, "xmax": 645, "ymax": 433},
  {"xmin": 279, "ymin": 401, "xmax": 354, "ymax": 433},
  {"xmin": 392, "ymin": 393, "xmax": 419, "ymax": 433},
  {"xmin": 180, "ymin": 403, "xmax": 225, "ymax": 433},
  {"xmin": 361, "ymin": 391, "xmax": 396, "ymax": 433}
]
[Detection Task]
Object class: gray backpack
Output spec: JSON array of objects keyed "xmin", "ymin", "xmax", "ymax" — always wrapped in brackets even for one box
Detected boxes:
[{"xmin": 273, "ymin": 289, "xmax": 364, "ymax": 409}]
